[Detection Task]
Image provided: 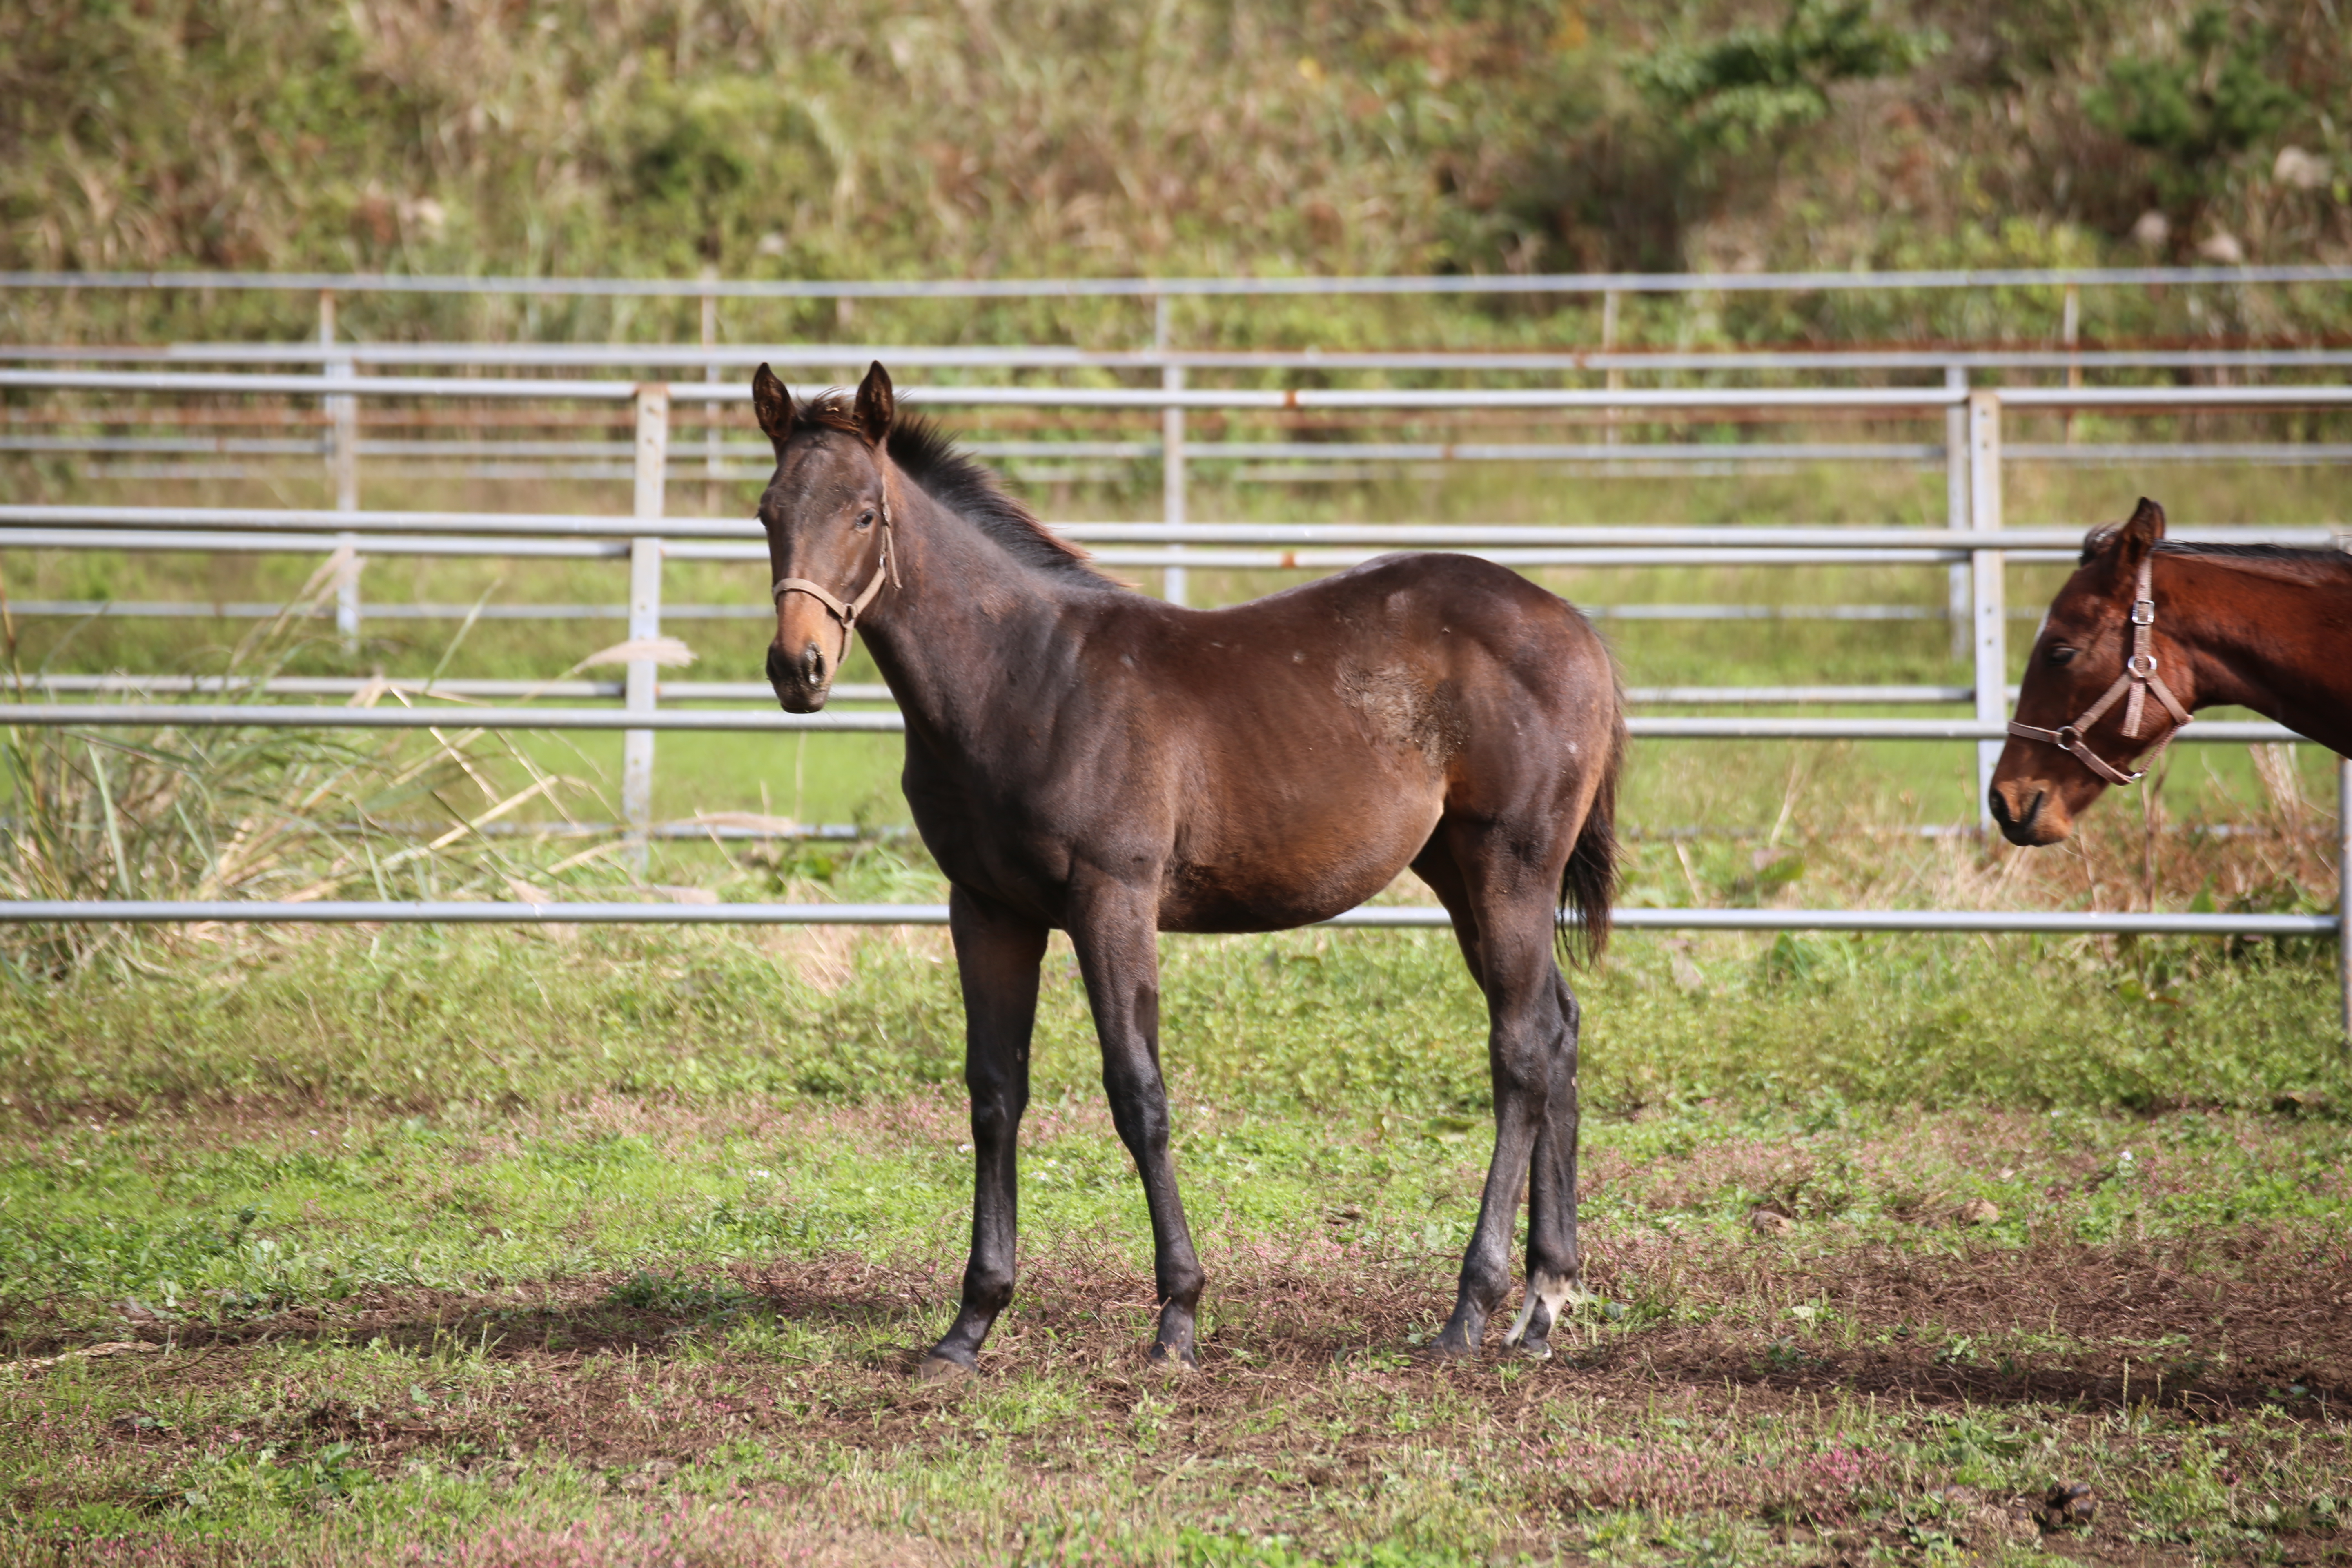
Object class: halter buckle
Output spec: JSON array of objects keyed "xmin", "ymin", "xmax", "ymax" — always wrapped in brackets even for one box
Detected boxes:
[{"xmin": 2130, "ymin": 599, "xmax": 2155, "ymax": 626}]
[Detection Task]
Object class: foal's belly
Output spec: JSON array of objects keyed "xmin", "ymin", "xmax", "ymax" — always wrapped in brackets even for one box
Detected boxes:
[{"xmin": 1156, "ymin": 779, "xmax": 1444, "ymax": 933}]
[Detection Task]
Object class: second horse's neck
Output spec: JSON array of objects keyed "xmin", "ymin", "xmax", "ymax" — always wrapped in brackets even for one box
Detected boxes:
[{"xmin": 2167, "ymin": 555, "xmax": 2352, "ymax": 756}]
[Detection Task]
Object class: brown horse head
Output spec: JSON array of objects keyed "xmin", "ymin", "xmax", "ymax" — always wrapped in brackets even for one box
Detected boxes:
[
  {"xmin": 1989, "ymin": 497, "xmax": 2187, "ymax": 845},
  {"xmin": 753, "ymin": 360, "xmax": 899, "ymax": 712}
]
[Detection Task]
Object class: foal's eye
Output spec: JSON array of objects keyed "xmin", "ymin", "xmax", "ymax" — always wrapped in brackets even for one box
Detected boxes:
[
  {"xmin": 2047, "ymin": 645, "xmax": 2077, "ymax": 666},
  {"xmin": 855, "ymin": 509, "xmax": 877, "ymax": 531}
]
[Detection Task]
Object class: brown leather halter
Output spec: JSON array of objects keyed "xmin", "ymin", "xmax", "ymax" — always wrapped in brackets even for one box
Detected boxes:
[
  {"xmin": 771, "ymin": 497, "xmax": 899, "ymax": 667},
  {"xmin": 2006, "ymin": 553, "xmax": 2193, "ymax": 787}
]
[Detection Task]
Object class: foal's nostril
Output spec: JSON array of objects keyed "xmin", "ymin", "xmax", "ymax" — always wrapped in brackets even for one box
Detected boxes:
[
  {"xmin": 1988, "ymin": 789, "xmax": 2013, "ymax": 828},
  {"xmin": 800, "ymin": 641, "xmax": 826, "ymax": 686},
  {"xmin": 764, "ymin": 644, "xmax": 793, "ymax": 686}
]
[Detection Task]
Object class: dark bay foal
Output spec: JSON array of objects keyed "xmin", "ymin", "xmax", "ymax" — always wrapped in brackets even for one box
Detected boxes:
[
  {"xmin": 753, "ymin": 362, "xmax": 1625, "ymax": 1374},
  {"xmin": 1991, "ymin": 497, "xmax": 2352, "ymax": 845}
]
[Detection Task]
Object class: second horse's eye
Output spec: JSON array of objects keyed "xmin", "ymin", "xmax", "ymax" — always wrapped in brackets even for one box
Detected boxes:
[
  {"xmin": 855, "ymin": 509, "xmax": 877, "ymax": 530},
  {"xmin": 2047, "ymin": 645, "xmax": 2077, "ymax": 666}
]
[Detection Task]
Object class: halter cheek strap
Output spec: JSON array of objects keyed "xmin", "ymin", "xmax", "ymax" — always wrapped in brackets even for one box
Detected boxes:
[
  {"xmin": 2005, "ymin": 554, "xmax": 2194, "ymax": 787},
  {"xmin": 771, "ymin": 498, "xmax": 900, "ymax": 666}
]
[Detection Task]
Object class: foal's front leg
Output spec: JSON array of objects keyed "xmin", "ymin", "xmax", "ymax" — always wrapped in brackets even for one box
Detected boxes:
[
  {"xmin": 1067, "ymin": 878, "xmax": 1205, "ymax": 1366},
  {"xmin": 921, "ymin": 887, "xmax": 1048, "ymax": 1379}
]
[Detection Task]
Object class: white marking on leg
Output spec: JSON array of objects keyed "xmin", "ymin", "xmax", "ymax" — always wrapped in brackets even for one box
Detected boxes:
[{"xmin": 1503, "ymin": 1268, "xmax": 1579, "ymax": 1352}]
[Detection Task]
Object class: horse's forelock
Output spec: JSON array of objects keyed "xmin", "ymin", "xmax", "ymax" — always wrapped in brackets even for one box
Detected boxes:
[
  {"xmin": 793, "ymin": 390, "xmax": 866, "ymax": 438},
  {"xmin": 2078, "ymin": 523, "xmax": 2120, "ymax": 566}
]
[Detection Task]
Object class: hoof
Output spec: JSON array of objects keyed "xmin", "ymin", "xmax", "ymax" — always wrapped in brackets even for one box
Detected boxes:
[
  {"xmin": 914, "ymin": 1353, "xmax": 975, "ymax": 1385},
  {"xmin": 1511, "ymin": 1337, "xmax": 1554, "ymax": 1362},
  {"xmin": 1147, "ymin": 1346, "xmax": 1200, "ymax": 1375},
  {"xmin": 1421, "ymin": 1336, "xmax": 1481, "ymax": 1365}
]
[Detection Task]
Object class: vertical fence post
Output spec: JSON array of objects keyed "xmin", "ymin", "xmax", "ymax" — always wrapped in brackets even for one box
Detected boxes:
[
  {"xmin": 625, "ymin": 385, "xmax": 668, "ymax": 866},
  {"xmin": 1945, "ymin": 365, "xmax": 1969, "ymax": 665},
  {"xmin": 2339, "ymin": 756, "xmax": 2351, "ymax": 1055},
  {"xmin": 1601, "ymin": 289, "xmax": 1623, "ymax": 448},
  {"xmin": 701, "ymin": 272, "xmax": 721, "ymax": 517},
  {"xmin": 321, "ymin": 291, "xmax": 362, "ymax": 651},
  {"xmin": 1161, "ymin": 367, "xmax": 1187, "ymax": 606},
  {"xmin": 1159, "ymin": 293, "xmax": 1188, "ymax": 606},
  {"xmin": 2062, "ymin": 283, "xmax": 2082, "ymax": 445},
  {"xmin": 1968, "ymin": 391, "xmax": 2006, "ymax": 825}
]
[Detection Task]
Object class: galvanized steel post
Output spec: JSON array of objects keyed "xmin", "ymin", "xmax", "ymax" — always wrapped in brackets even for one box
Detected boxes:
[
  {"xmin": 625, "ymin": 385, "xmax": 668, "ymax": 864},
  {"xmin": 1162, "ymin": 363, "xmax": 1188, "ymax": 606},
  {"xmin": 321, "ymin": 291, "xmax": 362, "ymax": 650},
  {"xmin": 1968, "ymin": 391, "xmax": 2006, "ymax": 823},
  {"xmin": 2062, "ymin": 283, "xmax": 2084, "ymax": 446},
  {"xmin": 701, "ymin": 272, "xmax": 722, "ymax": 517},
  {"xmin": 1602, "ymin": 290, "xmax": 1623, "ymax": 447},
  {"xmin": 1945, "ymin": 365, "xmax": 1969, "ymax": 664}
]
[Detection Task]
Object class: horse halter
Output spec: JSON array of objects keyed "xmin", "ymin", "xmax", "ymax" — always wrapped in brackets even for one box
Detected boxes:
[
  {"xmin": 770, "ymin": 496, "xmax": 900, "ymax": 666},
  {"xmin": 2005, "ymin": 553, "xmax": 2193, "ymax": 788}
]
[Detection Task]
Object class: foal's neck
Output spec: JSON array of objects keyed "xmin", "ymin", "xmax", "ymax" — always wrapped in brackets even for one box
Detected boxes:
[
  {"xmin": 2167, "ymin": 555, "xmax": 2352, "ymax": 755},
  {"xmin": 854, "ymin": 481, "xmax": 1094, "ymax": 748}
]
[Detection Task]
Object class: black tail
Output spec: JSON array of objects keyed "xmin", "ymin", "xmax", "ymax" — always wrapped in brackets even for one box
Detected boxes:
[{"xmin": 1556, "ymin": 706, "xmax": 1626, "ymax": 968}]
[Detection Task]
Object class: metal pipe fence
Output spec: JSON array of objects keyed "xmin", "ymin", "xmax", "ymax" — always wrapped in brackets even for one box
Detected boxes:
[
  {"xmin": 0, "ymin": 702, "xmax": 2305, "ymax": 744},
  {"xmin": 20, "ymin": 342, "xmax": 2352, "ymax": 372},
  {"xmin": 0, "ymin": 899, "xmax": 2330, "ymax": 939},
  {"xmin": 1, "ymin": 339, "xmax": 2345, "ymax": 1042},
  {"xmin": 6, "ymin": 674, "xmax": 2000, "ymax": 706},
  {"xmin": 10, "ymin": 261, "xmax": 2352, "ymax": 298}
]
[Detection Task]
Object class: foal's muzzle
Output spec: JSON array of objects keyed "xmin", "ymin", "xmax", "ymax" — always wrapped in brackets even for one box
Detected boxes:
[{"xmin": 766, "ymin": 640, "xmax": 831, "ymax": 713}]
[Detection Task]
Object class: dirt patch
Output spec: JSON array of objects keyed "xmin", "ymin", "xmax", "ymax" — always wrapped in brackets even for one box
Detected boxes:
[{"xmin": 10, "ymin": 1233, "xmax": 2348, "ymax": 1561}]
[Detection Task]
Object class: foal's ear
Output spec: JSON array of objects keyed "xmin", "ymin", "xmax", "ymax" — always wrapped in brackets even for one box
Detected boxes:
[
  {"xmin": 854, "ymin": 361, "xmax": 895, "ymax": 445},
  {"xmin": 751, "ymin": 363, "xmax": 795, "ymax": 452}
]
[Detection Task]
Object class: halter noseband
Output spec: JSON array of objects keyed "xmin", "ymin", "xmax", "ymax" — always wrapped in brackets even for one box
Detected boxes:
[
  {"xmin": 770, "ymin": 495, "xmax": 900, "ymax": 666},
  {"xmin": 2005, "ymin": 553, "xmax": 2193, "ymax": 788}
]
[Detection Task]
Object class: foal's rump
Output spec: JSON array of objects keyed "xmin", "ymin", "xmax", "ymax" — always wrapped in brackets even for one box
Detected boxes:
[{"xmin": 1145, "ymin": 553, "xmax": 1621, "ymax": 937}]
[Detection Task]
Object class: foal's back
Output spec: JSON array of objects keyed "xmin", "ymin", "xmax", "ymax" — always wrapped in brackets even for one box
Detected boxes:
[{"xmin": 1052, "ymin": 553, "xmax": 1617, "ymax": 932}]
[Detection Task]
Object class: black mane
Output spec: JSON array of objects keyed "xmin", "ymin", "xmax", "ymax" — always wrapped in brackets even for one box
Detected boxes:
[{"xmin": 800, "ymin": 392, "xmax": 1120, "ymax": 589}]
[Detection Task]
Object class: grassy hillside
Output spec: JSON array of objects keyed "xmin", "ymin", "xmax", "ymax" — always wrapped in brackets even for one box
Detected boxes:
[{"xmin": 5, "ymin": 0, "xmax": 2351, "ymax": 347}]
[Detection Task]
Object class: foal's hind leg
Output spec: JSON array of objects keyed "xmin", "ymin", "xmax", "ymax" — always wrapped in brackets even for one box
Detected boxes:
[
  {"xmin": 1417, "ymin": 828, "xmax": 1579, "ymax": 1361},
  {"xmin": 1502, "ymin": 969, "xmax": 1584, "ymax": 1359}
]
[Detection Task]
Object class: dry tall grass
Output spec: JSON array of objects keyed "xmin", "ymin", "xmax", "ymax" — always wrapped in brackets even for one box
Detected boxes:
[
  {"xmin": 5, "ymin": 1, "xmax": 2350, "ymax": 348},
  {"xmin": 0, "ymin": 555, "xmax": 625, "ymax": 976}
]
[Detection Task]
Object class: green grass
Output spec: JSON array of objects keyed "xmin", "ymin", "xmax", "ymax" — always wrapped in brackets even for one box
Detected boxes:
[{"xmin": 0, "ymin": 920, "xmax": 2346, "ymax": 1564}]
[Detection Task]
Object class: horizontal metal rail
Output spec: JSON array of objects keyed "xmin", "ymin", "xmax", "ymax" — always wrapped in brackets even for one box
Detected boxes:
[
  {"xmin": 0, "ymin": 898, "xmax": 2329, "ymax": 937},
  {"xmin": 0, "ymin": 600, "xmax": 2134, "ymax": 627},
  {"xmin": 0, "ymin": 527, "xmax": 627, "ymax": 559},
  {"xmin": 20, "ymin": 342, "xmax": 2352, "ymax": 374},
  {"xmin": 0, "ymin": 367, "xmax": 1998, "ymax": 409},
  {"xmin": 0, "ymin": 524, "xmax": 2101, "ymax": 567},
  {"xmin": 9, "ymin": 507, "xmax": 2336, "ymax": 551},
  {"xmin": 0, "ymin": 703, "xmax": 2303, "ymax": 742},
  {"xmin": 10, "ymin": 675, "xmax": 1993, "ymax": 707},
  {"xmin": 9, "ymin": 263, "xmax": 2352, "ymax": 300},
  {"xmin": 47, "ymin": 442, "xmax": 2352, "ymax": 481},
  {"xmin": 16, "ymin": 369, "xmax": 2351, "ymax": 412}
]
